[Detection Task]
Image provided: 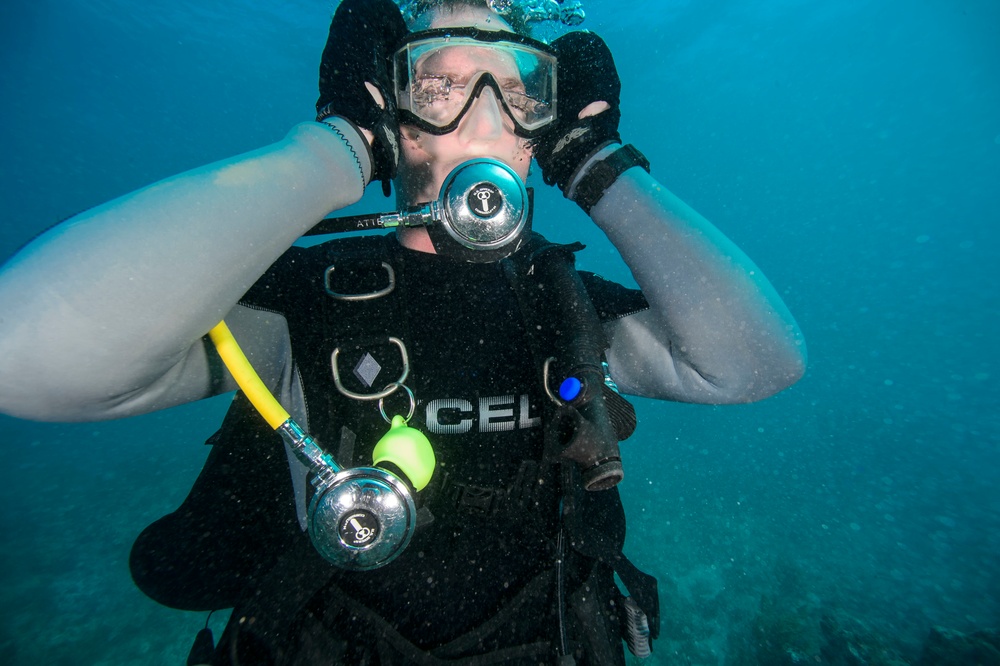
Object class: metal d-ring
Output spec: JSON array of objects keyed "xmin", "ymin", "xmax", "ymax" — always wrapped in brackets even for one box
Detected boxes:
[
  {"xmin": 331, "ymin": 337, "xmax": 410, "ymax": 401},
  {"xmin": 542, "ymin": 357, "xmax": 564, "ymax": 405},
  {"xmin": 378, "ymin": 382, "xmax": 417, "ymax": 424},
  {"xmin": 324, "ymin": 262, "xmax": 396, "ymax": 301}
]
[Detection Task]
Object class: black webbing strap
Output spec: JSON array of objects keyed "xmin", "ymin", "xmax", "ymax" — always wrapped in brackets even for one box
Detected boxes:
[
  {"xmin": 500, "ymin": 236, "xmax": 636, "ymax": 442},
  {"xmin": 220, "ymin": 538, "xmax": 558, "ymax": 665},
  {"xmin": 560, "ymin": 463, "xmax": 661, "ymax": 640},
  {"xmin": 500, "ymin": 236, "xmax": 603, "ymax": 383}
]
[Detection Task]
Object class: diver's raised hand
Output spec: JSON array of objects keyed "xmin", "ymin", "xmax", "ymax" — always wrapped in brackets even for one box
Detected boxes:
[
  {"xmin": 317, "ymin": 0, "xmax": 408, "ymax": 196},
  {"xmin": 533, "ymin": 31, "xmax": 623, "ymax": 195}
]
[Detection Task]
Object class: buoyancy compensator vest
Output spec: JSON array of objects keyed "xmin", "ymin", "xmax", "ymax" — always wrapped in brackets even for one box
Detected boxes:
[
  {"xmin": 198, "ymin": 231, "xmax": 659, "ymax": 665},
  {"xmin": 153, "ymin": 158, "xmax": 659, "ymax": 663}
]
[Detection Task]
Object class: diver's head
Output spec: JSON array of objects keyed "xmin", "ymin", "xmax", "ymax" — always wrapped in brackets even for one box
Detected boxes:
[
  {"xmin": 399, "ymin": 0, "xmax": 530, "ymax": 33},
  {"xmin": 393, "ymin": 1, "xmax": 545, "ymax": 250}
]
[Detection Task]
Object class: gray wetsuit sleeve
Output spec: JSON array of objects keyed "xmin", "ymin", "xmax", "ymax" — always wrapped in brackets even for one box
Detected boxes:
[
  {"xmin": 588, "ymin": 164, "xmax": 807, "ymax": 404},
  {"xmin": 0, "ymin": 119, "xmax": 371, "ymax": 422}
]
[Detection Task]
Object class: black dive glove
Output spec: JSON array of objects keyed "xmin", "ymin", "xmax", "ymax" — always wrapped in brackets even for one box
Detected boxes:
[
  {"xmin": 534, "ymin": 31, "xmax": 622, "ymax": 194},
  {"xmin": 317, "ymin": 0, "xmax": 408, "ymax": 196}
]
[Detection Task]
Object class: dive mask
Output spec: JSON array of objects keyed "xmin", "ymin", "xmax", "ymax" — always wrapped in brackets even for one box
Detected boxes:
[{"xmin": 394, "ymin": 27, "xmax": 557, "ymax": 138}]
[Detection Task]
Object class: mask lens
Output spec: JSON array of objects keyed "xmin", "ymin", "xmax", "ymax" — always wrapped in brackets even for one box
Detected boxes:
[{"xmin": 395, "ymin": 31, "xmax": 557, "ymax": 137}]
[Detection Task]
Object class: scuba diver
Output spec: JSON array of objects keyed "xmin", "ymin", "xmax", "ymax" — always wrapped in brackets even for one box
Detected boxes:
[{"xmin": 0, "ymin": 0, "xmax": 806, "ymax": 663}]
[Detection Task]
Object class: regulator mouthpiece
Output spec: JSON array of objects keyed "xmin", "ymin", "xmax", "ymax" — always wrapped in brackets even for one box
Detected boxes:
[
  {"xmin": 308, "ymin": 159, "xmax": 531, "ymax": 263},
  {"xmin": 424, "ymin": 158, "xmax": 531, "ymax": 262}
]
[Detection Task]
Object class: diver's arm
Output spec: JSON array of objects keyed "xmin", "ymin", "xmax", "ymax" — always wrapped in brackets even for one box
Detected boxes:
[
  {"xmin": 0, "ymin": 120, "xmax": 371, "ymax": 422},
  {"xmin": 589, "ymin": 166, "xmax": 807, "ymax": 403}
]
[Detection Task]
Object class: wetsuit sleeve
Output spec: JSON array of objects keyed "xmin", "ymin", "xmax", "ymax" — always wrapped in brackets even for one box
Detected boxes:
[
  {"xmin": 0, "ymin": 119, "xmax": 370, "ymax": 422},
  {"xmin": 588, "ymin": 166, "xmax": 807, "ymax": 404}
]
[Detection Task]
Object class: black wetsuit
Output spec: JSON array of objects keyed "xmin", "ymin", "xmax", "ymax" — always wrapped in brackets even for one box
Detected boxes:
[{"xmin": 131, "ymin": 234, "xmax": 648, "ymax": 664}]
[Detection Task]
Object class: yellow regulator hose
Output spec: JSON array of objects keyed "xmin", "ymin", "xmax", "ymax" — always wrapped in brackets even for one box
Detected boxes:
[
  {"xmin": 207, "ymin": 321, "xmax": 289, "ymax": 429},
  {"xmin": 207, "ymin": 320, "xmax": 434, "ymax": 492}
]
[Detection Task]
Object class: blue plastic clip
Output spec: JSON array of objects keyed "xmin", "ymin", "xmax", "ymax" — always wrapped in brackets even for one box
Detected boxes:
[{"xmin": 559, "ymin": 376, "xmax": 583, "ymax": 402}]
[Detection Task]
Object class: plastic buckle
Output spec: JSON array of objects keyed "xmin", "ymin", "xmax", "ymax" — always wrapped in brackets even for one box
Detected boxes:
[{"xmin": 457, "ymin": 485, "xmax": 497, "ymax": 513}]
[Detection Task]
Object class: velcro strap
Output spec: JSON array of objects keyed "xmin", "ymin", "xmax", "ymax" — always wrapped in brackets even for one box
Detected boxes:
[{"xmin": 573, "ymin": 144, "xmax": 651, "ymax": 213}]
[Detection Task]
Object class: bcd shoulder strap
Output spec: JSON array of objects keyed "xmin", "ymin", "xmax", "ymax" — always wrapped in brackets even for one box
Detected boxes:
[{"xmin": 501, "ymin": 234, "xmax": 660, "ymax": 641}]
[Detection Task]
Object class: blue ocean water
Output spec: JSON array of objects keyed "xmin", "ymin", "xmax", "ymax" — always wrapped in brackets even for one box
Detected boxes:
[{"xmin": 1, "ymin": 0, "xmax": 997, "ymax": 663}]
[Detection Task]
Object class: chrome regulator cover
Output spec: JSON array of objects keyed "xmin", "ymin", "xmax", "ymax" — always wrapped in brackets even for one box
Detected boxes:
[
  {"xmin": 308, "ymin": 466, "xmax": 417, "ymax": 571},
  {"xmin": 426, "ymin": 158, "xmax": 531, "ymax": 263}
]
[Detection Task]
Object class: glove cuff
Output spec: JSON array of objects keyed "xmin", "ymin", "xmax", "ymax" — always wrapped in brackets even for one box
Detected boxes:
[
  {"xmin": 536, "ymin": 114, "xmax": 621, "ymax": 191},
  {"xmin": 317, "ymin": 114, "xmax": 375, "ymax": 189},
  {"xmin": 318, "ymin": 102, "xmax": 398, "ymax": 198},
  {"xmin": 369, "ymin": 117, "xmax": 400, "ymax": 198},
  {"xmin": 569, "ymin": 144, "xmax": 650, "ymax": 214}
]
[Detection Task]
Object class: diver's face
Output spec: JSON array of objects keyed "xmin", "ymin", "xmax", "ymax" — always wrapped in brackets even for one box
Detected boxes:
[{"xmin": 395, "ymin": 7, "xmax": 533, "ymax": 209}]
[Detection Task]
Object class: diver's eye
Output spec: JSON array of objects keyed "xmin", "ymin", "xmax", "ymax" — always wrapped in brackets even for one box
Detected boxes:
[
  {"xmin": 505, "ymin": 90, "xmax": 549, "ymax": 118},
  {"xmin": 412, "ymin": 75, "xmax": 459, "ymax": 105}
]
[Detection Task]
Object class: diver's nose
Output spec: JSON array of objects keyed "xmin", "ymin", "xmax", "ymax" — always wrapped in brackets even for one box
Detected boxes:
[{"xmin": 457, "ymin": 86, "xmax": 505, "ymax": 142}]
